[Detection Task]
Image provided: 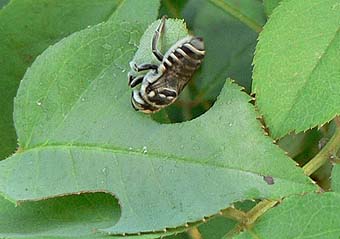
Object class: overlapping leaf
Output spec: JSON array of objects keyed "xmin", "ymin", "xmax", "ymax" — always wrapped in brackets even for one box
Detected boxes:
[
  {"xmin": 235, "ymin": 193, "xmax": 340, "ymax": 239},
  {"xmin": 253, "ymin": 0, "xmax": 340, "ymax": 138}
]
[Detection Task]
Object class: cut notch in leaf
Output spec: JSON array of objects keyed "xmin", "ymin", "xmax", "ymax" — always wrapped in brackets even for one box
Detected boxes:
[{"xmin": 0, "ymin": 192, "xmax": 120, "ymax": 238}]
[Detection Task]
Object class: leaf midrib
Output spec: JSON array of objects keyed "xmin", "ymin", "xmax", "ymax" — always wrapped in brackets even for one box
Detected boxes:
[{"xmin": 12, "ymin": 143, "xmax": 311, "ymax": 186}]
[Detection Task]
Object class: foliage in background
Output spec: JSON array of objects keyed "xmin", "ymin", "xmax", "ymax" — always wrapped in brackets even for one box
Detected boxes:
[
  {"xmin": 0, "ymin": 0, "xmax": 339, "ymax": 238},
  {"xmin": 263, "ymin": 0, "xmax": 282, "ymax": 16},
  {"xmin": 0, "ymin": 0, "xmax": 9, "ymax": 8}
]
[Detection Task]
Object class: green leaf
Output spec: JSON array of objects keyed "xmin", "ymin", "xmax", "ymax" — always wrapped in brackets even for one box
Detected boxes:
[
  {"xmin": 1, "ymin": 7, "xmax": 314, "ymax": 237},
  {"xmin": 263, "ymin": 0, "xmax": 282, "ymax": 16},
  {"xmin": 331, "ymin": 164, "xmax": 340, "ymax": 192},
  {"xmin": 0, "ymin": 0, "xmax": 123, "ymax": 160},
  {"xmin": 199, "ymin": 216, "xmax": 237, "ymax": 239},
  {"xmin": 0, "ymin": 189, "xmax": 189, "ymax": 239},
  {"xmin": 253, "ymin": 0, "xmax": 340, "ymax": 139},
  {"xmin": 208, "ymin": 0, "xmax": 266, "ymax": 32},
  {"xmin": 235, "ymin": 193, "xmax": 340, "ymax": 239},
  {"xmin": 182, "ymin": 0, "xmax": 261, "ymax": 100}
]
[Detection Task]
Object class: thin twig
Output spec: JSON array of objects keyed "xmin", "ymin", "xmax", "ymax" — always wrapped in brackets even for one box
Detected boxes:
[
  {"xmin": 245, "ymin": 199, "xmax": 278, "ymax": 225},
  {"xmin": 187, "ymin": 227, "xmax": 203, "ymax": 239},
  {"xmin": 222, "ymin": 199, "xmax": 278, "ymax": 238},
  {"xmin": 303, "ymin": 116, "xmax": 340, "ymax": 176},
  {"xmin": 221, "ymin": 207, "xmax": 247, "ymax": 222}
]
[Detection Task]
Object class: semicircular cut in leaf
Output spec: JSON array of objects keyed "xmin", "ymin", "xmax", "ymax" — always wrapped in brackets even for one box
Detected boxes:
[
  {"xmin": 0, "ymin": 196, "xmax": 185, "ymax": 239},
  {"xmin": 253, "ymin": 0, "xmax": 340, "ymax": 139},
  {"xmin": 0, "ymin": 193, "xmax": 120, "ymax": 238},
  {"xmin": 0, "ymin": 13, "xmax": 316, "ymax": 237},
  {"xmin": 0, "ymin": 0, "xmax": 129, "ymax": 160},
  {"xmin": 235, "ymin": 193, "xmax": 340, "ymax": 239},
  {"xmin": 0, "ymin": 196, "xmax": 187, "ymax": 239}
]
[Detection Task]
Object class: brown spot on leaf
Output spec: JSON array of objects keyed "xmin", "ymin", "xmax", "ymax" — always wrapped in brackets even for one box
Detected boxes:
[{"xmin": 263, "ymin": 176, "xmax": 274, "ymax": 185}]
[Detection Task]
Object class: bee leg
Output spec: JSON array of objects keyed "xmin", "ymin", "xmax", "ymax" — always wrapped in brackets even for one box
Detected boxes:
[
  {"xmin": 128, "ymin": 73, "xmax": 144, "ymax": 88},
  {"xmin": 160, "ymin": 88, "xmax": 177, "ymax": 97},
  {"xmin": 152, "ymin": 16, "xmax": 167, "ymax": 61},
  {"xmin": 132, "ymin": 63, "xmax": 158, "ymax": 72},
  {"xmin": 159, "ymin": 88, "xmax": 177, "ymax": 100}
]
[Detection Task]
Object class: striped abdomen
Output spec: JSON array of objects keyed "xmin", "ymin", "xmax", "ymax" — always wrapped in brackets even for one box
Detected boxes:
[
  {"xmin": 142, "ymin": 36, "xmax": 205, "ymax": 109},
  {"xmin": 161, "ymin": 36, "xmax": 205, "ymax": 91}
]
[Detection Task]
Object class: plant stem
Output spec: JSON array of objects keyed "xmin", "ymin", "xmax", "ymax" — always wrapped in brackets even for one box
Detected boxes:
[
  {"xmin": 187, "ymin": 228, "xmax": 203, "ymax": 239},
  {"xmin": 303, "ymin": 117, "xmax": 340, "ymax": 176},
  {"xmin": 208, "ymin": 0, "xmax": 263, "ymax": 33},
  {"xmin": 222, "ymin": 200, "xmax": 277, "ymax": 238},
  {"xmin": 245, "ymin": 199, "xmax": 278, "ymax": 225},
  {"xmin": 221, "ymin": 207, "xmax": 247, "ymax": 222}
]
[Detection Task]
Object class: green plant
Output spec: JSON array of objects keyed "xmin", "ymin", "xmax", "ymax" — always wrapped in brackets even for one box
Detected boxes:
[{"xmin": 0, "ymin": 0, "xmax": 339, "ymax": 238}]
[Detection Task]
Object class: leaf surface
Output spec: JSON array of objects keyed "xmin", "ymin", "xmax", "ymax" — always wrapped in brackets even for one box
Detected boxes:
[
  {"xmin": 1, "ymin": 3, "xmax": 314, "ymax": 236},
  {"xmin": 0, "ymin": 192, "xmax": 183, "ymax": 238},
  {"xmin": 235, "ymin": 193, "xmax": 340, "ymax": 239},
  {"xmin": 0, "ymin": 0, "xmax": 123, "ymax": 159},
  {"xmin": 331, "ymin": 164, "xmax": 340, "ymax": 192},
  {"xmin": 253, "ymin": 0, "xmax": 340, "ymax": 138}
]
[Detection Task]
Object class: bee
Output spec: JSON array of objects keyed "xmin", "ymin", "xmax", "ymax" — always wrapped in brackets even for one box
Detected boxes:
[{"xmin": 128, "ymin": 16, "xmax": 205, "ymax": 113}]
